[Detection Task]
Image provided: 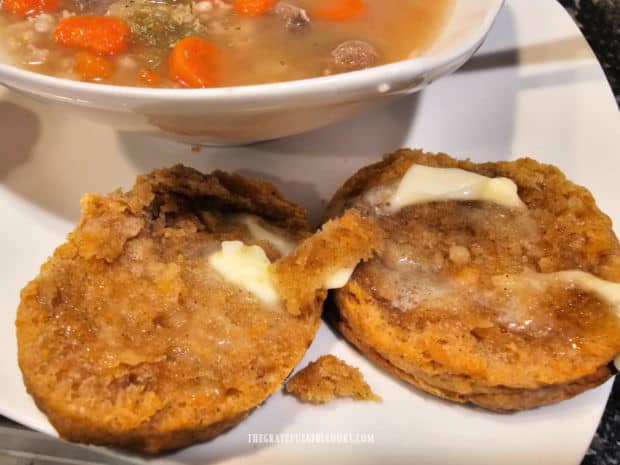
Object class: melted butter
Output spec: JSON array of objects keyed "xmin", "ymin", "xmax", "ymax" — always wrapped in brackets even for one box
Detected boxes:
[
  {"xmin": 324, "ymin": 267, "xmax": 355, "ymax": 290},
  {"xmin": 388, "ymin": 164, "xmax": 524, "ymax": 211},
  {"xmin": 554, "ymin": 271, "xmax": 620, "ymax": 319},
  {"xmin": 208, "ymin": 241, "xmax": 279, "ymax": 305},
  {"xmin": 491, "ymin": 270, "xmax": 620, "ymax": 339},
  {"xmin": 234, "ymin": 215, "xmax": 296, "ymax": 256},
  {"xmin": 208, "ymin": 239, "xmax": 357, "ymax": 304}
]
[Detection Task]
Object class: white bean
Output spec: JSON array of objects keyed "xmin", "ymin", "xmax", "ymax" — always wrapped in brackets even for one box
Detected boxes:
[
  {"xmin": 33, "ymin": 14, "xmax": 55, "ymax": 33},
  {"xmin": 194, "ymin": 0, "xmax": 213, "ymax": 13},
  {"xmin": 117, "ymin": 55, "xmax": 138, "ymax": 69}
]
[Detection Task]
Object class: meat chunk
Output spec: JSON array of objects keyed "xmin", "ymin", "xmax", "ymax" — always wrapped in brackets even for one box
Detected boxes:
[
  {"xmin": 329, "ymin": 40, "xmax": 379, "ymax": 72},
  {"xmin": 275, "ymin": 2, "xmax": 310, "ymax": 30}
]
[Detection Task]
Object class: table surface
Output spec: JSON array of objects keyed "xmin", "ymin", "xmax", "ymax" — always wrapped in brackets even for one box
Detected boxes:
[{"xmin": 1, "ymin": 1, "xmax": 619, "ymax": 464}]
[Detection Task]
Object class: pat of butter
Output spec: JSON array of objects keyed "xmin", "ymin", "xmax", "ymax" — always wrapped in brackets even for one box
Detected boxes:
[
  {"xmin": 324, "ymin": 267, "xmax": 355, "ymax": 290},
  {"xmin": 555, "ymin": 271, "xmax": 620, "ymax": 319},
  {"xmin": 208, "ymin": 241, "xmax": 279, "ymax": 305},
  {"xmin": 389, "ymin": 164, "xmax": 524, "ymax": 211},
  {"xmin": 238, "ymin": 215, "xmax": 296, "ymax": 256}
]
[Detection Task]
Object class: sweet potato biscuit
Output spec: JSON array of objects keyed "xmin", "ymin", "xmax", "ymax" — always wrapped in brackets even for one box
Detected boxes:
[
  {"xmin": 328, "ymin": 149, "xmax": 620, "ymax": 411},
  {"xmin": 286, "ymin": 355, "xmax": 380, "ymax": 403},
  {"xmin": 16, "ymin": 165, "xmax": 377, "ymax": 452}
]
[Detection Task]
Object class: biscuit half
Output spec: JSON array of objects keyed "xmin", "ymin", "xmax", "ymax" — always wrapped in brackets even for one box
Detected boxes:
[
  {"xmin": 16, "ymin": 165, "xmax": 378, "ymax": 452},
  {"xmin": 328, "ymin": 149, "xmax": 620, "ymax": 411}
]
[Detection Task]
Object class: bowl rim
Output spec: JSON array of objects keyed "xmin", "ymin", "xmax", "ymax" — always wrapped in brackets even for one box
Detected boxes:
[{"xmin": 0, "ymin": 0, "xmax": 504, "ymax": 102}]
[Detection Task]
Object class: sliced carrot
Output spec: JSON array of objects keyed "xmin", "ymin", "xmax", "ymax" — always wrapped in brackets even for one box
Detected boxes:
[
  {"xmin": 1, "ymin": 0, "xmax": 59, "ymax": 16},
  {"xmin": 54, "ymin": 16, "xmax": 130, "ymax": 56},
  {"xmin": 312, "ymin": 0, "xmax": 365, "ymax": 21},
  {"xmin": 168, "ymin": 36, "xmax": 222, "ymax": 88},
  {"xmin": 74, "ymin": 51, "xmax": 113, "ymax": 81},
  {"xmin": 138, "ymin": 69, "xmax": 161, "ymax": 87},
  {"xmin": 232, "ymin": 0, "xmax": 276, "ymax": 16}
]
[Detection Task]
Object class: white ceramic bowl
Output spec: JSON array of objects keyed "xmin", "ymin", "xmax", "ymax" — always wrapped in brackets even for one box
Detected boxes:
[{"xmin": 0, "ymin": 0, "xmax": 504, "ymax": 145}]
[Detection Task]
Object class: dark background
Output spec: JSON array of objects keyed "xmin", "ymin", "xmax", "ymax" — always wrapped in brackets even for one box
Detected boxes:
[{"xmin": 559, "ymin": 0, "xmax": 619, "ymax": 103}]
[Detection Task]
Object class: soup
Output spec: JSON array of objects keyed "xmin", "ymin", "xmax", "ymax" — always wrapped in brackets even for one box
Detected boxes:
[{"xmin": 0, "ymin": 0, "xmax": 453, "ymax": 88}]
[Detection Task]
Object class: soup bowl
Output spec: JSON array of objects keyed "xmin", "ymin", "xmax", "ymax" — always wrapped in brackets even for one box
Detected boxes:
[{"xmin": 0, "ymin": 0, "xmax": 504, "ymax": 146}]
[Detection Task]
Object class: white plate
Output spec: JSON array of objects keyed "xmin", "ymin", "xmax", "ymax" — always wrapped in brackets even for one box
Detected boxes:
[{"xmin": 1, "ymin": 0, "xmax": 619, "ymax": 464}]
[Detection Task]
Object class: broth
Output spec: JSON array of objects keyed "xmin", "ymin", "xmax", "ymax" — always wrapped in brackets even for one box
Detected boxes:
[{"xmin": 0, "ymin": 0, "xmax": 454, "ymax": 88}]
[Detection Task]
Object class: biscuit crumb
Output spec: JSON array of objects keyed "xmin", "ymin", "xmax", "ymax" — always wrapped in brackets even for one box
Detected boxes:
[{"xmin": 286, "ymin": 355, "xmax": 381, "ymax": 403}]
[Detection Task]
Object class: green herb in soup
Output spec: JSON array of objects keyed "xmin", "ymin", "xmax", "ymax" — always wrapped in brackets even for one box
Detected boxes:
[{"xmin": 0, "ymin": 0, "xmax": 453, "ymax": 88}]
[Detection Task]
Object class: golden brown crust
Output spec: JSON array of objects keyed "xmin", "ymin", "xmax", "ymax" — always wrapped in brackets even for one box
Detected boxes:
[
  {"xmin": 285, "ymin": 355, "xmax": 380, "ymax": 404},
  {"xmin": 330, "ymin": 149, "xmax": 620, "ymax": 411},
  {"xmin": 17, "ymin": 165, "xmax": 320, "ymax": 453},
  {"xmin": 331, "ymin": 301, "xmax": 613, "ymax": 412}
]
